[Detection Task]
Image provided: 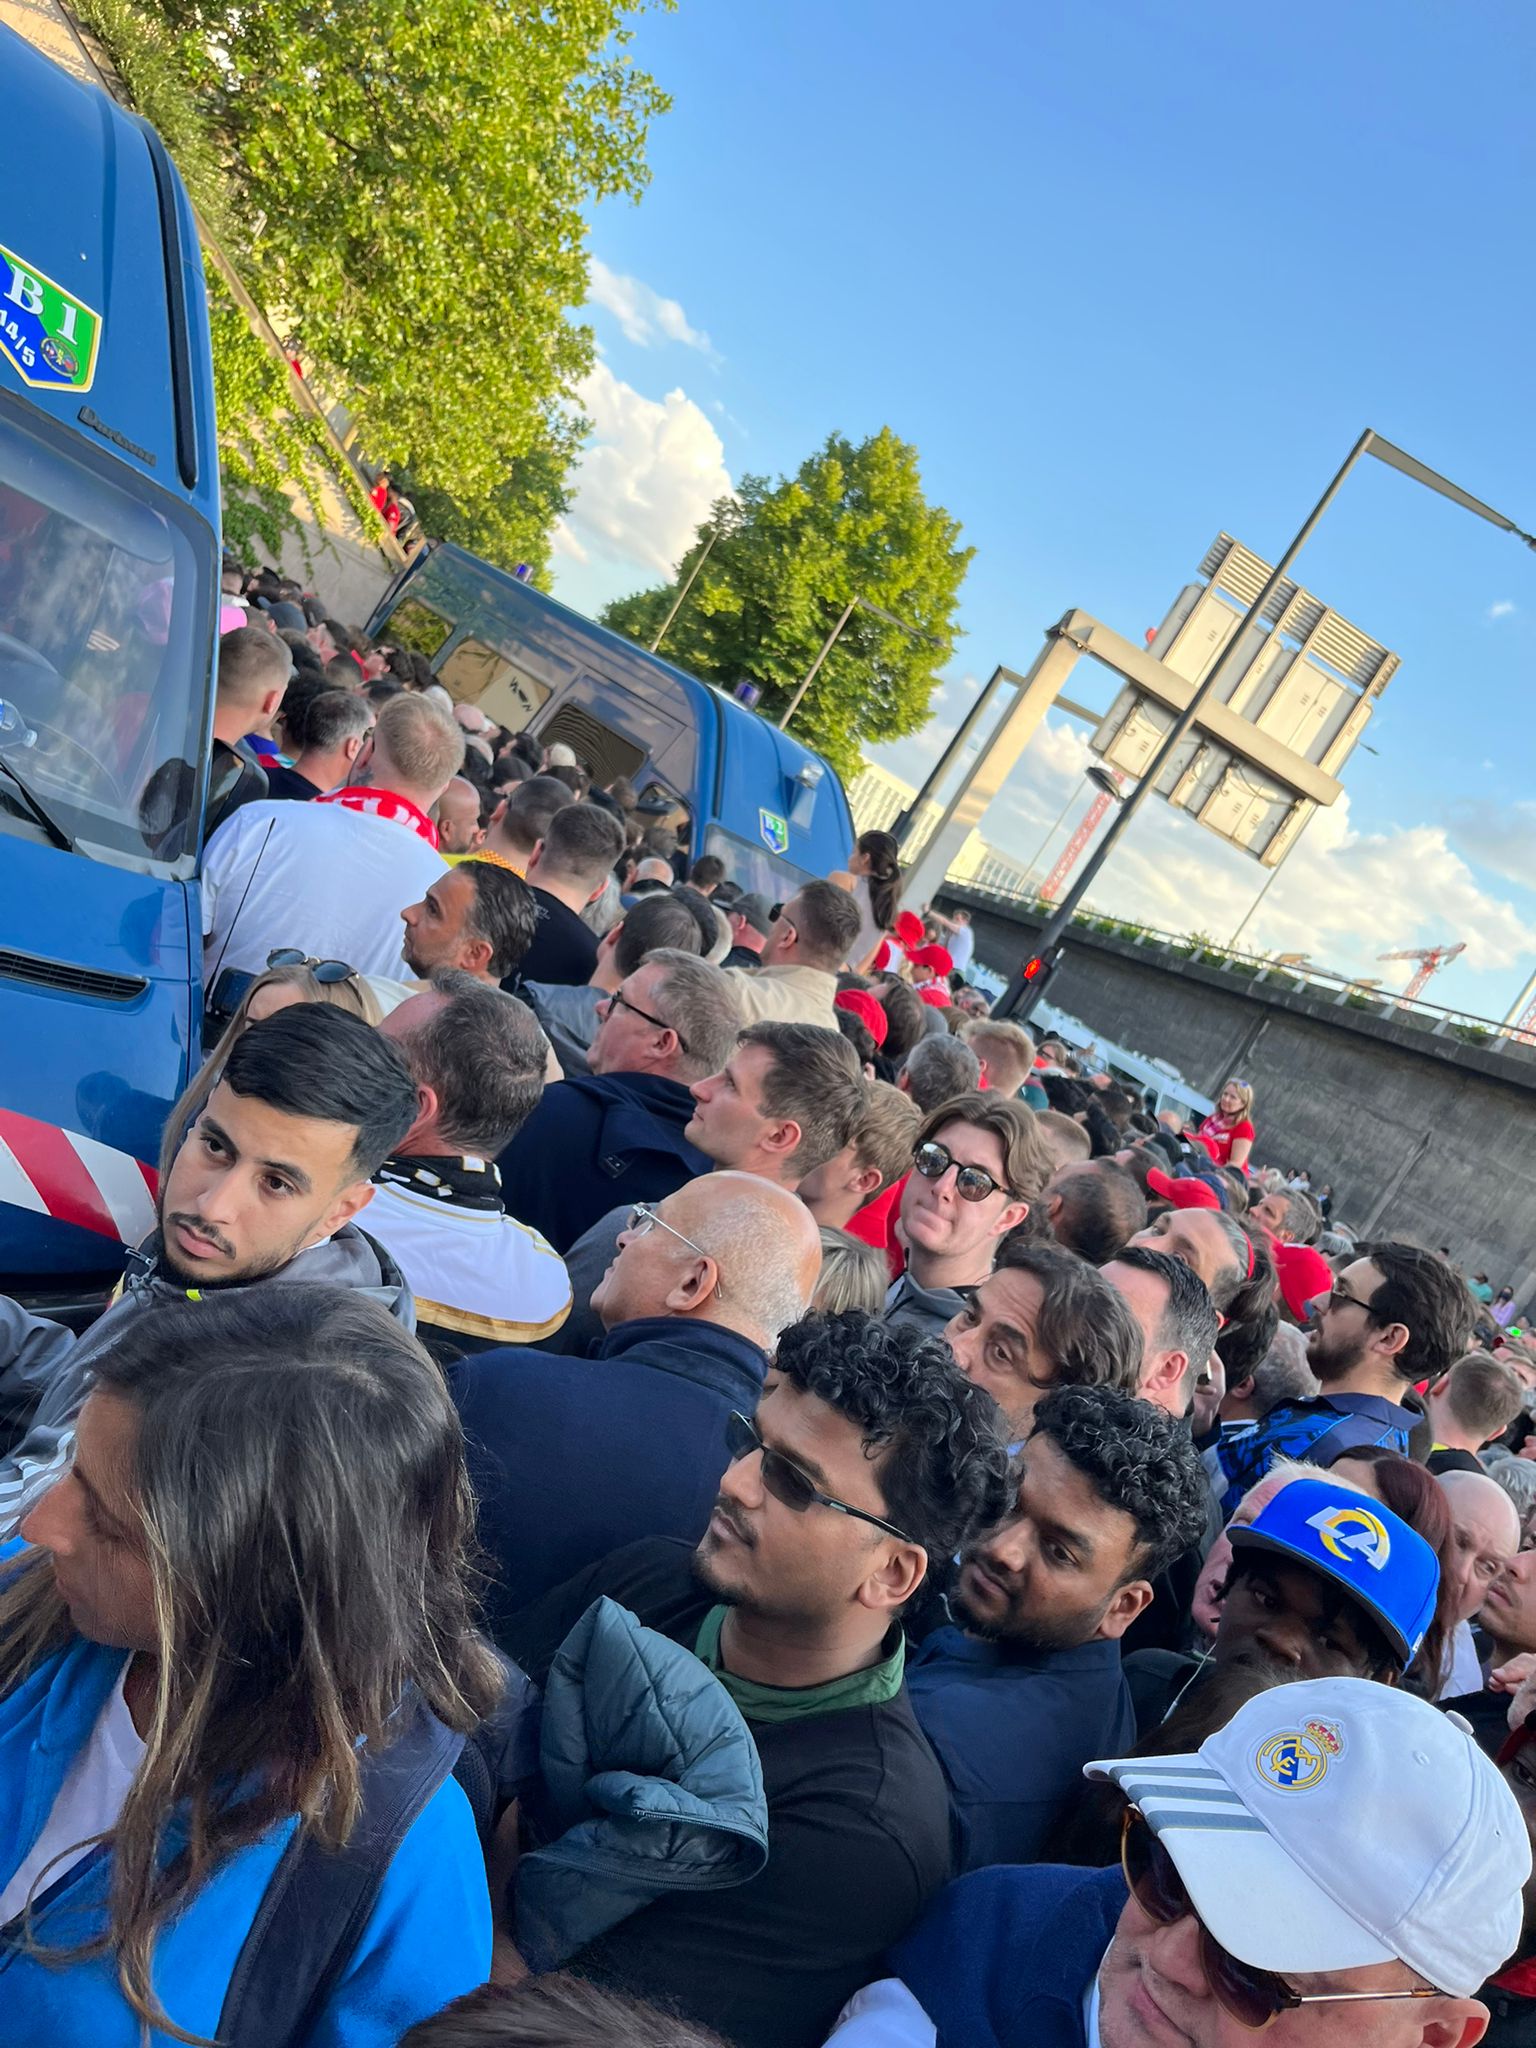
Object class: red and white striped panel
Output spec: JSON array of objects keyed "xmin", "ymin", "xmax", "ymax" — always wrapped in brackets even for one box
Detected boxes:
[{"xmin": 0, "ymin": 1106, "xmax": 159, "ymax": 1247}]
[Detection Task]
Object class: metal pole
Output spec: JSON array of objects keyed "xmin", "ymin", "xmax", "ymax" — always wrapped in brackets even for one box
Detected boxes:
[
  {"xmin": 1007, "ymin": 429, "xmax": 1378, "ymax": 1024},
  {"xmin": 1228, "ymin": 859, "xmax": 1284, "ymax": 953},
  {"xmin": 649, "ymin": 527, "xmax": 718, "ymax": 652},
  {"xmin": 1019, "ymin": 785, "xmax": 1084, "ymax": 889},
  {"xmin": 779, "ymin": 598, "xmax": 857, "ymax": 730},
  {"xmin": 893, "ymin": 665, "xmax": 1010, "ymax": 854}
]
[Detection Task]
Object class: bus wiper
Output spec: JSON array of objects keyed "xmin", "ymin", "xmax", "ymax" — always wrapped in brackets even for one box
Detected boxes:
[{"xmin": 0, "ymin": 752, "xmax": 77, "ymax": 854}]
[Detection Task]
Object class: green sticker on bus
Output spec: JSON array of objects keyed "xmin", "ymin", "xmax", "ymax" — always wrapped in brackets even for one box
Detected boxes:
[{"xmin": 0, "ymin": 244, "xmax": 102, "ymax": 391}]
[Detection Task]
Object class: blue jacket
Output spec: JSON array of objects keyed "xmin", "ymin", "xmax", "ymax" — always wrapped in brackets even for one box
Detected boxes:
[
  {"xmin": 452, "ymin": 1316, "xmax": 769, "ymax": 1628},
  {"xmin": 515, "ymin": 1598, "xmax": 768, "ymax": 1970},
  {"xmin": 1216, "ymin": 1390, "xmax": 1420, "ymax": 1515},
  {"xmin": 496, "ymin": 1072, "xmax": 713, "ymax": 1254},
  {"xmin": 905, "ymin": 1629, "xmax": 1135, "ymax": 1871},
  {"xmin": 0, "ymin": 1635, "xmax": 491, "ymax": 2047},
  {"xmin": 892, "ymin": 1864, "xmax": 1127, "ymax": 2048}
]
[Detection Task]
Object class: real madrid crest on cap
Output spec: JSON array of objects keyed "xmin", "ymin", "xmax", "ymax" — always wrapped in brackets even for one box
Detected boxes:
[{"xmin": 1253, "ymin": 1717, "xmax": 1343, "ymax": 1792}]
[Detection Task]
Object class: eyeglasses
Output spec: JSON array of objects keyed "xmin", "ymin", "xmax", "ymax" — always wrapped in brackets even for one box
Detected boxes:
[
  {"xmin": 768, "ymin": 904, "xmax": 796, "ymax": 938},
  {"xmin": 913, "ymin": 1139, "xmax": 1015, "ymax": 1204},
  {"xmin": 605, "ymin": 988, "xmax": 690, "ymax": 1055},
  {"xmin": 624, "ymin": 1202, "xmax": 721, "ymax": 1294},
  {"xmin": 1120, "ymin": 1808, "xmax": 1439, "ymax": 2031},
  {"xmin": 265, "ymin": 948, "xmax": 357, "ymax": 984},
  {"xmin": 1322, "ymin": 1284, "xmax": 1379, "ymax": 1318},
  {"xmin": 723, "ymin": 1412, "xmax": 912, "ymax": 1542}
]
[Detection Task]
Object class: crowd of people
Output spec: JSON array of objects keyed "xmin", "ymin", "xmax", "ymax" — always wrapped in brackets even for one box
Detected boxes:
[{"xmin": 0, "ymin": 568, "xmax": 1531, "ymax": 2048}]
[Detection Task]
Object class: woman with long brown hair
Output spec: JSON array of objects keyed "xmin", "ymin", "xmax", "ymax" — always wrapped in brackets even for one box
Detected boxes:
[
  {"xmin": 845, "ymin": 828, "xmax": 904, "ymax": 972},
  {"xmin": 0, "ymin": 1285, "xmax": 503, "ymax": 2047}
]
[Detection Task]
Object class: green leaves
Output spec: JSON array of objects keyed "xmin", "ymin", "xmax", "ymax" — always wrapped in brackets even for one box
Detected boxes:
[
  {"xmin": 602, "ymin": 428, "xmax": 973, "ymax": 780},
  {"xmin": 82, "ymin": 0, "xmax": 669, "ymax": 574}
]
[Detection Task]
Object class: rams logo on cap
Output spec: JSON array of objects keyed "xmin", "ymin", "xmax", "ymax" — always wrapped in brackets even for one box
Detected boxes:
[
  {"xmin": 1305, "ymin": 1503, "xmax": 1391, "ymax": 1572},
  {"xmin": 1255, "ymin": 1729, "xmax": 1333, "ymax": 1791}
]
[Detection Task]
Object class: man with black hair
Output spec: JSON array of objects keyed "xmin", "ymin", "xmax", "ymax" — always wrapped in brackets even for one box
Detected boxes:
[
  {"xmin": 522, "ymin": 890, "xmax": 705, "ymax": 1077},
  {"xmin": 366, "ymin": 975, "xmax": 570, "ymax": 1362},
  {"xmin": 503, "ymin": 1310, "xmax": 1011, "ymax": 2048},
  {"xmin": 1043, "ymin": 1158, "xmax": 1148, "ymax": 1265},
  {"xmin": 1220, "ymin": 1243, "xmax": 1475, "ymax": 1504},
  {"xmin": 400, "ymin": 861, "xmax": 538, "ymax": 988},
  {"xmin": 688, "ymin": 854, "xmax": 727, "ymax": 896},
  {"xmin": 1102, "ymin": 1244, "xmax": 1221, "ymax": 1420},
  {"xmin": 204, "ymin": 625, "xmax": 291, "ymax": 838},
  {"xmin": 0, "ymin": 1005, "xmax": 420, "ymax": 1536},
  {"xmin": 263, "ymin": 686, "xmax": 373, "ymax": 801},
  {"xmin": 477, "ymin": 773, "xmax": 576, "ymax": 879},
  {"xmin": 1123, "ymin": 1475, "xmax": 1439, "ymax": 1735},
  {"xmin": 906, "ymin": 1383, "xmax": 1211, "ymax": 1868},
  {"xmin": 725, "ymin": 880, "xmax": 863, "ymax": 1027},
  {"xmin": 944, "ymin": 1238, "xmax": 1143, "ymax": 1439},
  {"xmin": 513, "ymin": 802, "xmax": 627, "ymax": 988}
]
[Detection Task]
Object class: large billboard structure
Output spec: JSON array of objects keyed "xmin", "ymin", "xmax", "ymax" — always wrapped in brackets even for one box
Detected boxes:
[
  {"xmin": 1088, "ymin": 534, "xmax": 1399, "ymax": 867},
  {"xmin": 898, "ymin": 536, "xmax": 1399, "ymax": 907}
]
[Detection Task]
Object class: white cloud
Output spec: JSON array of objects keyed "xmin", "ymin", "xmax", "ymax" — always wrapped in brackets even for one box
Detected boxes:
[
  {"xmin": 587, "ymin": 259, "xmax": 718, "ymax": 359},
  {"xmin": 1488, "ymin": 600, "xmax": 1517, "ymax": 619},
  {"xmin": 1444, "ymin": 797, "xmax": 1536, "ymax": 889},
  {"xmin": 559, "ymin": 358, "xmax": 733, "ymax": 582}
]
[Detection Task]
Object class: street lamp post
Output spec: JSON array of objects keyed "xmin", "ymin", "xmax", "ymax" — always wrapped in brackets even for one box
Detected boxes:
[
  {"xmin": 778, "ymin": 595, "xmax": 941, "ymax": 732},
  {"xmin": 1000, "ymin": 430, "xmax": 1536, "ymax": 1024},
  {"xmin": 650, "ymin": 526, "xmax": 719, "ymax": 653}
]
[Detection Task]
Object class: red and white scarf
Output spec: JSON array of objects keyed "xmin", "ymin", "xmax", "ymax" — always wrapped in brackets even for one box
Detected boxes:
[{"xmin": 315, "ymin": 785, "xmax": 439, "ymax": 848}]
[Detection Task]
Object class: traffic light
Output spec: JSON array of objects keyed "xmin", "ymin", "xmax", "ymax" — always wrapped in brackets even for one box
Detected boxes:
[
  {"xmin": 999, "ymin": 942, "xmax": 1063, "ymax": 1019},
  {"xmin": 1021, "ymin": 954, "xmax": 1047, "ymax": 983}
]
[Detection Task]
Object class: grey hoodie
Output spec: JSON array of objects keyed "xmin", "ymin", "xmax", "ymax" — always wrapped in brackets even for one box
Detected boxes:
[{"xmin": 0, "ymin": 1224, "xmax": 414, "ymax": 1539}]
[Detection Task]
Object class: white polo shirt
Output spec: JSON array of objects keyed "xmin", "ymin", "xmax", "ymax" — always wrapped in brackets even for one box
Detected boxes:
[{"xmin": 202, "ymin": 798, "xmax": 446, "ymax": 982}]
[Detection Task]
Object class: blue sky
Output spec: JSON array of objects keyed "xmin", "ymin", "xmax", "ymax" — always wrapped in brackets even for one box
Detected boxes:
[{"xmin": 551, "ymin": 0, "xmax": 1536, "ymax": 1016}]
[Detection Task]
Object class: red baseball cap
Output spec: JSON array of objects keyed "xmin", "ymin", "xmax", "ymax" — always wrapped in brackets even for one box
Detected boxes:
[
  {"xmin": 835, "ymin": 988, "xmax": 889, "ymax": 1048},
  {"xmin": 1145, "ymin": 1166, "xmax": 1220, "ymax": 1211},
  {"xmin": 916, "ymin": 982, "xmax": 953, "ymax": 1008},
  {"xmin": 910, "ymin": 944, "xmax": 954, "ymax": 977},
  {"xmin": 1273, "ymin": 1242, "xmax": 1334, "ymax": 1324},
  {"xmin": 893, "ymin": 910, "xmax": 926, "ymax": 950}
]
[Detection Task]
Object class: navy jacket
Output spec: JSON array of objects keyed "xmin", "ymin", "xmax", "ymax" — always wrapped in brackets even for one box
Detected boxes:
[
  {"xmin": 496, "ymin": 1072, "xmax": 713, "ymax": 1254},
  {"xmin": 1216, "ymin": 1390, "xmax": 1420, "ymax": 1514},
  {"xmin": 450, "ymin": 1316, "xmax": 769, "ymax": 1630},
  {"xmin": 892, "ymin": 1863, "xmax": 1127, "ymax": 2048},
  {"xmin": 905, "ymin": 1629, "xmax": 1135, "ymax": 1871}
]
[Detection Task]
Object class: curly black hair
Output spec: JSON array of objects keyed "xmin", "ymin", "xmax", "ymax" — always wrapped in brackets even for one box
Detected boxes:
[
  {"xmin": 1029, "ymin": 1382, "xmax": 1211, "ymax": 1579},
  {"xmin": 773, "ymin": 1309, "xmax": 1012, "ymax": 1574}
]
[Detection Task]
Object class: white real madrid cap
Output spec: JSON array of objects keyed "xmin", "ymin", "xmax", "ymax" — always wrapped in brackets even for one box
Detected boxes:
[{"xmin": 1086, "ymin": 1676, "xmax": 1531, "ymax": 1998}]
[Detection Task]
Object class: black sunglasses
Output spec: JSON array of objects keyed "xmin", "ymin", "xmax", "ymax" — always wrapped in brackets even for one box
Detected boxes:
[
  {"xmin": 265, "ymin": 948, "xmax": 356, "ymax": 984},
  {"xmin": 1120, "ymin": 1809, "xmax": 1438, "ymax": 2031},
  {"xmin": 723, "ymin": 1412, "xmax": 911, "ymax": 1542},
  {"xmin": 1321, "ymin": 1284, "xmax": 1379, "ymax": 1319},
  {"xmin": 913, "ymin": 1139, "xmax": 1014, "ymax": 1204}
]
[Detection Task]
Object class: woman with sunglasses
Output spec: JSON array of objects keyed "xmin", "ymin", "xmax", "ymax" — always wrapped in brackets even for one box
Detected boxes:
[{"xmin": 826, "ymin": 1676, "xmax": 1522, "ymax": 2048}]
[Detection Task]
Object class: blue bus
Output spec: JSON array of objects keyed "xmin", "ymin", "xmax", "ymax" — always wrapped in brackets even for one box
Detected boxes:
[
  {"xmin": 367, "ymin": 542, "xmax": 855, "ymax": 900},
  {"xmin": 0, "ymin": 26, "xmax": 220, "ymax": 1300}
]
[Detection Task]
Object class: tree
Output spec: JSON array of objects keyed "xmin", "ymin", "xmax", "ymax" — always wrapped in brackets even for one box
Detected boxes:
[
  {"xmin": 153, "ymin": 0, "xmax": 670, "ymax": 573},
  {"xmin": 600, "ymin": 428, "xmax": 972, "ymax": 779}
]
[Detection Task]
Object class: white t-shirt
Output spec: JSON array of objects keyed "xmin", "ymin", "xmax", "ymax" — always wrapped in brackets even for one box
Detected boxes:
[
  {"xmin": 202, "ymin": 799, "xmax": 446, "ymax": 982},
  {"xmin": 0, "ymin": 1661, "xmax": 144, "ymax": 1922},
  {"xmin": 948, "ymin": 921, "xmax": 975, "ymax": 974}
]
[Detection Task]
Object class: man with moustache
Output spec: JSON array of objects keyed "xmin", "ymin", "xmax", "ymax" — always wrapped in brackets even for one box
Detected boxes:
[{"xmin": 0, "ymin": 1004, "xmax": 418, "ymax": 1537}]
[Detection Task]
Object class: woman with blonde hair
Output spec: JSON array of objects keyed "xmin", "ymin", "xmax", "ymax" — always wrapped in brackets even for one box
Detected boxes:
[
  {"xmin": 1196, "ymin": 1077, "xmax": 1256, "ymax": 1171},
  {"xmin": 811, "ymin": 1226, "xmax": 889, "ymax": 1315},
  {"xmin": 159, "ymin": 954, "xmax": 381, "ymax": 1184}
]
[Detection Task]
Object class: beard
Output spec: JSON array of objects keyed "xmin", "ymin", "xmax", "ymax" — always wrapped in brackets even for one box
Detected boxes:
[
  {"xmin": 952, "ymin": 1566, "xmax": 1113, "ymax": 1650},
  {"xmin": 158, "ymin": 1209, "xmax": 316, "ymax": 1289},
  {"xmin": 1306, "ymin": 1322, "xmax": 1370, "ymax": 1386}
]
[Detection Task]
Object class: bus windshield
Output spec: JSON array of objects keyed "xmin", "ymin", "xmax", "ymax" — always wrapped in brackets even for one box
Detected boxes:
[{"xmin": 0, "ymin": 404, "xmax": 212, "ymax": 875}]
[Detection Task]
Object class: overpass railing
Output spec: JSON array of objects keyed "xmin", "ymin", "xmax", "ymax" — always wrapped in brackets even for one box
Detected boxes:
[{"xmin": 946, "ymin": 881, "xmax": 1535, "ymax": 1059}]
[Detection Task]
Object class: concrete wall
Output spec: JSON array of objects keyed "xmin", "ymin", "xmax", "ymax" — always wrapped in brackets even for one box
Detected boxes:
[{"xmin": 941, "ymin": 888, "xmax": 1536, "ymax": 1298}]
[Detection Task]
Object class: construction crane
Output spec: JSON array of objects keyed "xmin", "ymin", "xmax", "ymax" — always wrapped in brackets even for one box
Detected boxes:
[{"xmin": 1378, "ymin": 942, "xmax": 1466, "ymax": 1006}]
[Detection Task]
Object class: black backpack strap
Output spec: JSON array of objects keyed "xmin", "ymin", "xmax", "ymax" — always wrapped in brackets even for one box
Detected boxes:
[{"xmin": 216, "ymin": 1697, "xmax": 463, "ymax": 2048}]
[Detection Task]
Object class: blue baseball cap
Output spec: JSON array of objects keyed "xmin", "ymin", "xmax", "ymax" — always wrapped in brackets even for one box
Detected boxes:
[{"xmin": 1228, "ymin": 1477, "xmax": 1439, "ymax": 1666}]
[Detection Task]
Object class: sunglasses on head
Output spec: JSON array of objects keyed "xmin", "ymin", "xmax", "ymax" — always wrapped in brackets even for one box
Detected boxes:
[
  {"xmin": 723, "ymin": 1412, "xmax": 911, "ymax": 1542},
  {"xmin": 1120, "ymin": 1808, "xmax": 1438, "ymax": 2031},
  {"xmin": 913, "ymin": 1139, "xmax": 1013, "ymax": 1204},
  {"xmin": 265, "ymin": 948, "xmax": 356, "ymax": 984}
]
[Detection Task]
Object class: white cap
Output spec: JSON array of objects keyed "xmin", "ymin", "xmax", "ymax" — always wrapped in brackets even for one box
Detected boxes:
[{"xmin": 1086, "ymin": 1676, "xmax": 1530, "ymax": 1998}]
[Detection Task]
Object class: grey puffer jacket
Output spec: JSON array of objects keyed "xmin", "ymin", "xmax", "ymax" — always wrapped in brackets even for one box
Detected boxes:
[
  {"xmin": 0, "ymin": 1224, "xmax": 414, "ymax": 1536},
  {"xmin": 514, "ymin": 1596, "xmax": 769, "ymax": 1970}
]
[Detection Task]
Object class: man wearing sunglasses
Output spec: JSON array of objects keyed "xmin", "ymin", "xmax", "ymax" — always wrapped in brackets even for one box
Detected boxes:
[
  {"xmin": 503, "ymin": 1310, "xmax": 1010, "ymax": 2048},
  {"xmin": 724, "ymin": 881, "xmax": 864, "ymax": 1029},
  {"xmin": 1218, "ymin": 1244, "xmax": 1475, "ymax": 1512},
  {"xmin": 828, "ymin": 1675, "xmax": 1522, "ymax": 2048},
  {"xmin": 887, "ymin": 1096, "xmax": 1054, "ymax": 1340}
]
